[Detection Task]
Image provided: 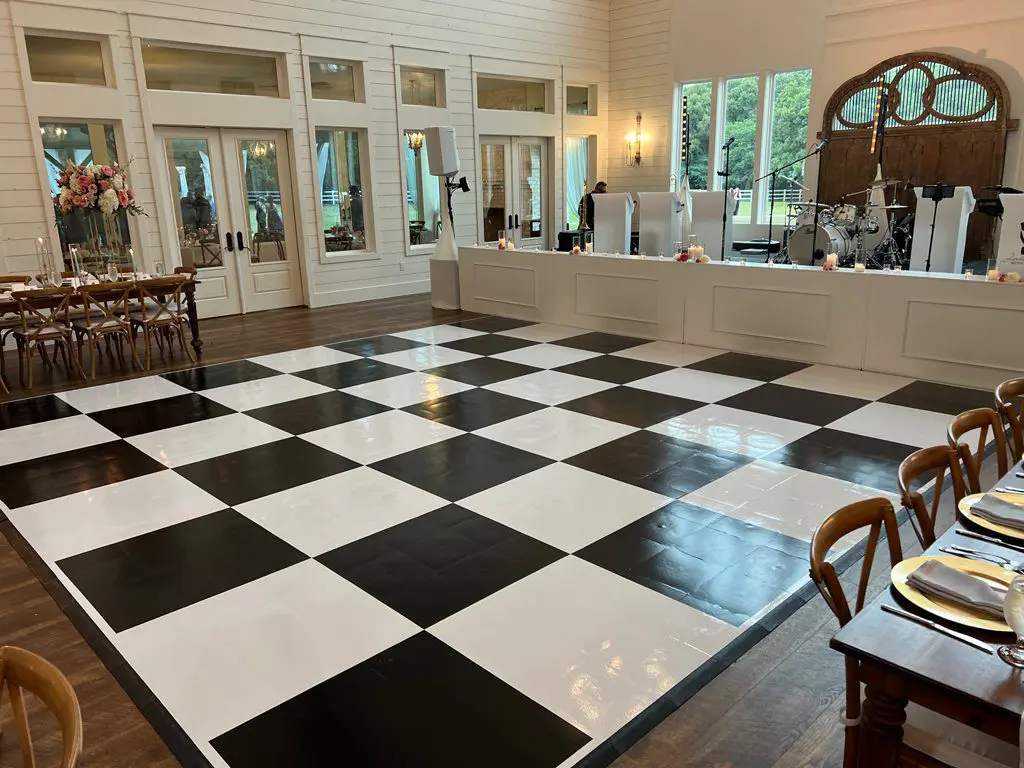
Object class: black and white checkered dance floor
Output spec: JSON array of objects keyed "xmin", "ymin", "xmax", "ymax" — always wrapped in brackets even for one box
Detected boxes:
[{"xmin": 0, "ymin": 317, "xmax": 995, "ymax": 767}]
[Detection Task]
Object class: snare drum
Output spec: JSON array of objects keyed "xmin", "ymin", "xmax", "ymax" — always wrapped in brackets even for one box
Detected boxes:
[
  {"xmin": 832, "ymin": 204, "xmax": 857, "ymax": 224},
  {"xmin": 788, "ymin": 222, "xmax": 852, "ymax": 264}
]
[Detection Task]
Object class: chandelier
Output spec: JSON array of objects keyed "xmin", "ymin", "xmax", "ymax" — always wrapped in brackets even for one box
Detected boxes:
[
  {"xmin": 405, "ymin": 131, "xmax": 425, "ymax": 152},
  {"xmin": 39, "ymin": 125, "xmax": 68, "ymax": 141},
  {"xmin": 251, "ymin": 141, "xmax": 274, "ymax": 159}
]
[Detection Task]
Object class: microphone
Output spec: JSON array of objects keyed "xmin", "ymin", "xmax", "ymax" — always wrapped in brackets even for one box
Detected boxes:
[
  {"xmin": 723, "ymin": 137, "xmax": 736, "ymax": 150},
  {"xmin": 814, "ymin": 138, "xmax": 829, "ymax": 152}
]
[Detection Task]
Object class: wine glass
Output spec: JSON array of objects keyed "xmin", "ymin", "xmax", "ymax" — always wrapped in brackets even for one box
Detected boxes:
[
  {"xmin": 45, "ymin": 269, "xmax": 62, "ymax": 288},
  {"xmin": 107, "ymin": 262, "xmax": 118, "ymax": 282},
  {"xmin": 999, "ymin": 575, "xmax": 1024, "ymax": 666},
  {"xmin": 154, "ymin": 261, "xmax": 166, "ymax": 277}
]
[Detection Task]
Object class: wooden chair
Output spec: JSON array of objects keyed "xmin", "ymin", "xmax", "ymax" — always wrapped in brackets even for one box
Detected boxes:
[
  {"xmin": 129, "ymin": 277, "xmax": 195, "ymax": 369},
  {"xmin": 0, "ymin": 645, "xmax": 82, "ymax": 768},
  {"xmin": 0, "ymin": 275, "xmax": 31, "ymax": 394},
  {"xmin": 898, "ymin": 445, "xmax": 966, "ymax": 548},
  {"xmin": 947, "ymin": 408, "xmax": 1010, "ymax": 495},
  {"xmin": 996, "ymin": 378, "xmax": 1024, "ymax": 463},
  {"xmin": 72, "ymin": 282, "xmax": 141, "ymax": 378},
  {"xmin": 11, "ymin": 287, "xmax": 85, "ymax": 389},
  {"xmin": 173, "ymin": 265, "xmax": 197, "ymax": 278}
]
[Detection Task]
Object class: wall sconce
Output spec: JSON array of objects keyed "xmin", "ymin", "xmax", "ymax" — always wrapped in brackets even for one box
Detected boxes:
[
  {"xmin": 406, "ymin": 131, "xmax": 425, "ymax": 153},
  {"xmin": 625, "ymin": 112, "xmax": 642, "ymax": 167}
]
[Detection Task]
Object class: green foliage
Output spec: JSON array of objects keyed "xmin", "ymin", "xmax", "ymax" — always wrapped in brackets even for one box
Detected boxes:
[
  {"xmin": 682, "ymin": 82, "xmax": 712, "ymax": 189},
  {"xmin": 769, "ymin": 69, "xmax": 812, "ymax": 188}
]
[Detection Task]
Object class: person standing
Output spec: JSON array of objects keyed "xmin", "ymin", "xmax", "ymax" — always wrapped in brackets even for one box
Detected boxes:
[{"xmin": 579, "ymin": 180, "xmax": 608, "ymax": 230}]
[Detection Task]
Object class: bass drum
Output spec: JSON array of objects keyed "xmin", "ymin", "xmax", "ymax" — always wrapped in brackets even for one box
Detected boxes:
[{"xmin": 788, "ymin": 223, "xmax": 852, "ymax": 264}]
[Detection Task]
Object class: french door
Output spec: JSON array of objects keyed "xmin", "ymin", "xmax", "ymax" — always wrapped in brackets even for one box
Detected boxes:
[
  {"xmin": 479, "ymin": 136, "xmax": 548, "ymax": 249},
  {"xmin": 156, "ymin": 127, "xmax": 303, "ymax": 317}
]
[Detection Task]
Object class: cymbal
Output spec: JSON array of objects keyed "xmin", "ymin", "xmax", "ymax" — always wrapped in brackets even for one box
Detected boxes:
[
  {"xmin": 868, "ymin": 203, "xmax": 909, "ymax": 211},
  {"xmin": 788, "ymin": 202, "xmax": 830, "ymax": 209},
  {"xmin": 984, "ymin": 185, "xmax": 1024, "ymax": 194},
  {"xmin": 869, "ymin": 178, "xmax": 909, "ymax": 189}
]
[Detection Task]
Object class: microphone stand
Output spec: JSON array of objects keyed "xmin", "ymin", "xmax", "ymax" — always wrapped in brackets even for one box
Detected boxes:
[
  {"xmin": 809, "ymin": 140, "xmax": 829, "ymax": 266},
  {"xmin": 754, "ymin": 144, "xmax": 819, "ymax": 265},
  {"xmin": 717, "ymin": 140, "xmax": 733, "ymax": 261}
]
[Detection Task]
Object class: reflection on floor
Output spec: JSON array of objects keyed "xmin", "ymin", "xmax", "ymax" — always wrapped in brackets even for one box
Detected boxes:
[{"xmin": 0, "ymin": 317, "xmax": 995, "ymax": 768}]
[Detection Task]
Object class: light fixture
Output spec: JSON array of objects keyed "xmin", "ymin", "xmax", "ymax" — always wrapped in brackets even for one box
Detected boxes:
[
  {"xmin": 39, "ymin": 125, "xmax": 68, "ymax": 141},
  {"xmin": 625, "ymin": 112, "xmax": 642, "ymax": 167},
  {"xmin": 405, "ymin": 131, "xmax": 425, "ymax": 152},
  {"xmin": 252, "ymin": 141, "xmax": 269, "ymax": 158}
]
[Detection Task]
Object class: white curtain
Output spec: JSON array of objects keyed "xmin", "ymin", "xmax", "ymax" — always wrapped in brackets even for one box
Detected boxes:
[{"xmin": 565, "ymin": 136, "xmax": 589, "ymax": 228}]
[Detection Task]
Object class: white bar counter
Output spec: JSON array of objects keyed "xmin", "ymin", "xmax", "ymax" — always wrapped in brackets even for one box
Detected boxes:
[{"xmin": 458, "ymin": 246, "xmax": 1024, "ymax": 389}]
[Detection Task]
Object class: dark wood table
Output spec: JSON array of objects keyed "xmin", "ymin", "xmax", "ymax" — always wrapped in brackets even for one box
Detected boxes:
[{"xmin": 832, "ymin": 462, "xmax": 1024, "ymax": 766}]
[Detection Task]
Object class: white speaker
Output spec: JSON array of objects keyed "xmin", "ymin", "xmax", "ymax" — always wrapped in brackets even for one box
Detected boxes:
[{"xmin": 424, "ymin": 126, "xmax": 460, "ymax": 177}]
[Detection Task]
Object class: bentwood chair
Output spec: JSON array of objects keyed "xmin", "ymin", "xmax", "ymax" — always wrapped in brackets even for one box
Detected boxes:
[
  {"xmin": 174, "ymin": 265, "xmax": 197, "ymax": 278},
  {"xmin": 996, "ymin": 378, "xmax": 1024, "ymax": 463},
  {"xmin": 129, "ymin": 276, "xmax": 194, "ymax": 369},
  {"xmin": 810, "ymin": 499, "xmax": 1016, "ymax": 768},
  {"xmin": 72, "ymin": 282, "xmax": 141, "ymax": 378},
  {"xmin": 0, "ymin": 275, "xmax": 31, "ymax": 394},
  {"xmin": 11, "ymin": 287, "xmax": 85, "ymax": 390},
  {"xmin": 0, "ymin": 646, "xmax": 83, "ymax": 768},
  {"xmin": 947, "ymin": 408, "xmax": 1010, "ymax": 495},
  {"xmin": 898, "ymin": 445, "xmax": 966, "ymax": 548}
]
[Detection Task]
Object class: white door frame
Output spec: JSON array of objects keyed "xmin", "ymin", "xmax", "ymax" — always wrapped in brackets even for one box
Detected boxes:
[{"xmin": 479, "ymin": 134, "xmax": 551, "ymax": 249}]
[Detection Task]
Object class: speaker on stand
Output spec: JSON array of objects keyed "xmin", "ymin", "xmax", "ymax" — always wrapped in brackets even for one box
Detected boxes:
[{"xmin": 424, "ymin": 126, "xmax": 470, "ymax": 310}]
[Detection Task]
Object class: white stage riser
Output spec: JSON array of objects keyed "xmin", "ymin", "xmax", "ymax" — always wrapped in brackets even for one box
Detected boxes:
[{"xmin": 458, "ymin": 247, "xmax": 1024, "ymax": 390}]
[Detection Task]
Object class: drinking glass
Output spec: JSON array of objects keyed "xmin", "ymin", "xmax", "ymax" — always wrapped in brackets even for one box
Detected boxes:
[
  {"xmin": 964, "ymin": 268, "xmax": 974, "ymax": 280},
  {"xmin": 46, "ymin": 269, "xmax": 62, "ymax": 288},
  {"xmin": 154, "ymin": 261, "xmax": 166, "ymax": 277},
  {"xmin": 999, "ymin": 575, "xmax": 1024, "ymax": 666},
  {"xmin": 107, "ymin": 262, "xmax": 118, "ymax": 282}
]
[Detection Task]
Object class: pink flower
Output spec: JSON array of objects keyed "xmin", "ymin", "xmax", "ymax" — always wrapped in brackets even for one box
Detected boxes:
[
  {"xmin": 99, "ymin": 180, "xmax": 111, "ymax": 191},
  {"xmin": 88, "ymin": 184, "xmax": 98, "ymax": 194},
  {"xmin": 102, "ymin": 166, "xmax": 114, "ymax": 177},
  {"xmin": 117, "ymin": 191, "xmax": 128, "ymax": 207},
  {"xmin": 127, "ymin": 187, "xmax": 135, "ymax": 200},
  {"xmin": 78, "ymin": 175, "xmax": 91, "ymax": 187}
]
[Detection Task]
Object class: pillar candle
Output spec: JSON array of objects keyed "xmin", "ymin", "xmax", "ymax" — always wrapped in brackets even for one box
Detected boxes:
[
  {"xmin": 497, "ymin": 237, "xmax": 506, "ymax": 250},
  {"xmin": 826, "ymin": 253, "xmax": 838, "ymax": 268},
  {"xmin": 854, "ymin": 262, "xmax": 866, "ymax": 273},
  {"xmin": 585, "ymin": 242, "xmax": 593, "ymax": 254},
  {"xmin": 988, "ymin": 269, "xmax": 1001, "ymax": 281}
]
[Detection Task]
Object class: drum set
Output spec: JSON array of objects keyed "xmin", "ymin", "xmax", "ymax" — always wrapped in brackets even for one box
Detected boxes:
[{"xmin": 781, "ymin": 178, "xmax": 915, "ymax": 269}]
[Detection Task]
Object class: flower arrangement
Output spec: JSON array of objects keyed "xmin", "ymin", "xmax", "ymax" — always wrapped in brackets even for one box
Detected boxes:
[{"xmin": 53, "ymin": 161, "xmax": 144, "ymax": 219}]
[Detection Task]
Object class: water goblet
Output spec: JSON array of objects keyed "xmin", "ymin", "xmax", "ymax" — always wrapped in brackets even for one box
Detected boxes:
[{"xmin": 999, "ymin": 575, "xmax": 1024, "ymax": 667}]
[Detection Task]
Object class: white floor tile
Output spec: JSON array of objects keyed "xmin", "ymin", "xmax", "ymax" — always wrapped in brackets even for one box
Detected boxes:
[
  {"xmin": 127, "ymin": 413, "xmax": 289, "ymax": 468},
  {"xmin": 495, "ymin": 323, "xmax": 586, "ymax": 343},
  {"xmin": 390, "ymin": 324, "xmax": 485, "ymax": 344},
  {"xmin": 628, "ymin": 368, "xmax": 762, "ymax": 403},
  {"xmin": 7, "ymin": 471, "xmax": 224, "ymax": 561},
  {"xmin": 0, "ymin": 415, "xmax": 117, "ymax": 466},
  {"xmin": 484, "ymin": 370, "xmax": 614, "ymax": 406},
  {"xmin": 342, "ymin": 372, "xmax": 474, "ymax": 408},
  {"xmin": 56, "ymin": 376, "xmax": 191, "ymax": 413},
  {"xmin": 648, "ymin": 404, "xmax": 817, "ymax": 458},
  {"xmin": 475, "ymin": 408, "xmax": 636, "ymax": 460},
  {"xmin": 370, "ymin": 345, "xmax": 481, "ymax": 371},
  {"xmin": 237, "ymin": 467, "xmax": 448, "ymax": 556},
  {"xmin": 773, "ymin": 365, "xmax": 913, "ymax": 401},
  {"xmin": 682, "ymin": 459, "xmax": 894, "ymax": 542},
  {"xmin": 432, "ymin": 556, "xmax": 739, "ymax": 741},
  {"xmin": 460, "ymin": 463, "xmax": 671, "ymax": 552},
  {"xmin": 491, "ymin": 343, "xmax": 601, "ymax": 369},
  {"xmin": 300, "ymin": 409, "xmax": 462, "ymax": 464},
  {"xmin": 612, "ymin": 341, "xmax": 723, "ymax": 367},
  {"xmin": 828, "ymin": 401, "xmax": 952, "ymax": 448},
  {"xmin": 116, "ymin": 560, "xmax": 419, "ymax": 741},
  {"xmin": 248, "ymin": 346, "xmax": 360, "ymax": 374},
  {"xmin": 200, "ymin": 375, "xmax": 333, "ymax": 411}
]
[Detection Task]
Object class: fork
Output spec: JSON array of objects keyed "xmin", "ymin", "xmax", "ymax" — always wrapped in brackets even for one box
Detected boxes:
[{"xmin": 941, "ymin": 545, "xmax": 1024, "ymax": 573}]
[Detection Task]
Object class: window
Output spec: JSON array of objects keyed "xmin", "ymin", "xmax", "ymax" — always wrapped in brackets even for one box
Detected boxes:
[
  {"xmin": 25, "ymin": 34, "xmax": 105, "ymax": 86},
  {"xmin": 722, "ymin": 75, "xmax": 759, "ymax": 222},
  {"xmin": 477, "ymin": 77, "xmax": 547, "ymax": 112},
  {"xmin": 404, "ymin": 130, "xmax": 441, "ymax": 246},
  {"xmin": 400, "ymin": 67, "xmax": 443, "ymax": 107},
  {"xmin": 679, "ymin": 81, "xmax": 712, "ymax": 190},
  {"xmin": 566, "ymin": 86, "xmax": 590, "ymax": 116},
  {"xmin": 565, "ymin": 136, "xmax": 590, "ymax": 229},
  {"xmin": 316, "ymin": 129, "xmax": 370, "ymax": 253},
  {"xmin": 164, "ymin": 136, "xmax": 223, "ymax": 270},
  {"xmin": 765, "ymin": 69, "xmax": 812, "ymax": 223},
  {"xmin": 142, "ymin": 44, "xmax": 281, "ymax": 97},
  {"xmin": 309, "ymin": 59, "xmax": 358, "ymax": 102}
]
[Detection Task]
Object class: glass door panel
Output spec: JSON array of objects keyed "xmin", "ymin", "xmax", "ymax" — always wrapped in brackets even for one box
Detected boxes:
[
  {"xmin": 517, "ymin": 139, "xmax": 544, "ymax": 247},
  {"xmin": 238, "ymin": 138, "xmax": 288, "ymax": 263},
  {"xmin": 480, "ymin": 140, "xmax": 508, "ymax": 243}
]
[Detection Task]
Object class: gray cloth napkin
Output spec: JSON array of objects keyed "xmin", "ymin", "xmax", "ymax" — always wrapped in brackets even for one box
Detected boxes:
[
  {"xmin": 906, "ymin": 559, "xmax": 1006, "ymax": 619},
  {"xmin": 972, "ymin": 494, "xmax": 1024, "ymax": 531}
]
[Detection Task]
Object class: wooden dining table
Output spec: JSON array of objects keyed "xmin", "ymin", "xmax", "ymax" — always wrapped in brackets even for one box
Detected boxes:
[{"xmin": 832, "ymin": 461, "xmax": 1024, "ymax": 766}]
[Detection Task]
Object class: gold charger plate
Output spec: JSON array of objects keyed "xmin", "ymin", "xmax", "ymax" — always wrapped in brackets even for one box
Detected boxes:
[
  {"xmin": 890, "ymin": 555, "xmax": 1013, "ymax": 633},
  {"xmin": 958, "ymin": 492, "xmax": 1024, "ymax": 541}
]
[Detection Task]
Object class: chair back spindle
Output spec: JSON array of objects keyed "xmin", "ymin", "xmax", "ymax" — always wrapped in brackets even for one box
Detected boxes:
[
  {"xmin": 947, "ymin": 408, "xmax": 1010, "ymax": 494},
  {"xmin": 898, "ymin": 445, "xmax": 966, "ymax": 548},
  {"xmin": 996, "ymin": 379, "xmax": 1024, "ymax": 463}
]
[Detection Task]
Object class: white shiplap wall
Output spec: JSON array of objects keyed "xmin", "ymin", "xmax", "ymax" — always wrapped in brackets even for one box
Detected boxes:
[{"xmin": 0, "ymin": 0, "xmax": 609, "ymax": 307}]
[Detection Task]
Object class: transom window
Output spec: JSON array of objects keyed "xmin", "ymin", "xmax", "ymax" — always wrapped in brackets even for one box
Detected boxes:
[
  {"xmin": 400, "ymin": 67, "xmax": 444, "ymax": 107},
  {"xmin": 142, "ymin": 43, "xmax": 282, "ymax": 97},
  {"xmin": 477, "ymin": 76, "xmax": 548, "ymax": 113},
  {"xmin": 25, "ymin": 34, "xmax": 106, "ymax": 86},
  {"xmin": 309, "ymin": 59, "xmax": 359, "ymax": 102}
]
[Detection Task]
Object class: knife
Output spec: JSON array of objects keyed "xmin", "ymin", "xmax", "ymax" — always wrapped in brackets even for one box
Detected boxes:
[
  {"xmin": 881, "ymin": 604, "xmax": 994, "ymax": 654},
  {"xmin": 956, "ymin": 528, "xmax": 1024, "ymax": 554},
  {"xmin": 996, "ymin": 487, "xmax": 1024, "ymax": 494}
]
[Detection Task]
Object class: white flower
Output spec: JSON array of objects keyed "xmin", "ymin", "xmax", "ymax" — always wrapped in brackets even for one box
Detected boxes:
[
  {"xmin": 1007, "ymin": 272, "xmax": 1022, "ymax": 283},
  {"xmin": 69, "ymin": 175, "xmax": 80, "ymax": 193},
  {"xmin": 112, "ymin": 173, "xmax": 124, "ymax": 192},
  {"xmin": 99, "ymin": 188, "xmax": 119, "ymax": 215},
  {"xmin": 59, "ymin": 188, "xmax": 71, "ymax": 203}
]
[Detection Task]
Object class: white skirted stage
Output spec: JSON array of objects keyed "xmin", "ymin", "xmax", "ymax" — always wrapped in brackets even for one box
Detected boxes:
[{"xmin": 457, "ymin": 246, "xmax": 1024, "ymax": 389}]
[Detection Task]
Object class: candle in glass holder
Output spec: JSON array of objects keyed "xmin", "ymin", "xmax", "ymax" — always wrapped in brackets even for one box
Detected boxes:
[
  {"xmin": 964, "ymin": 268, "xmax": 974, "ymax": 280},
  {"xmin": 825, "ymin": 253, "xmax": 838, "ymax": 269},
  {"xmin": 585, "ymin": 242, "xmax": 593, "ymax": 254},
  {"xmin": 988, "ymin": 268, "xmax": 1001, "ymax": 281},
  {"xmin": 854, "ymin": 262, "xmax": 866, "ymax": 273},
  {"xmin": 497, "ymin": 237, "xmax": 507, "ymax": 250},
  {"xmin": 695, "ymin": 244, "xmax": 705, "ymax": 259}
]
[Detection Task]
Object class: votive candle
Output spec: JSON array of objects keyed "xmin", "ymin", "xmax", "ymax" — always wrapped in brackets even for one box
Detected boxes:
[{"xmin": 988, "ymin": 268, "xmax": 1001, "ymax": 281}]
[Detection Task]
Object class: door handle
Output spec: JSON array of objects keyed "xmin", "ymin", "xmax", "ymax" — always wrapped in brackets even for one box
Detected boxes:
[
  {"xmin": 514, "ymin": 214, "xmax": 520, "ymax": 230},
  {"xmin": 507, "ymin": 214, "xmax": 514, "ymax": 231},
  {"xmin": 225, "ymin": 232, "xmax": 234, "ymax": 252},
  {"xmin": 235, "ymin": 231, "xmax": 247, "ymax": 252}
]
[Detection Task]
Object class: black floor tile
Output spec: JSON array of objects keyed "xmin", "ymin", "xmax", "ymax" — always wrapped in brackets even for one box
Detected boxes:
[
  {"xmin": 718, "ymin": 383, "xmax": 867, "ymax": 426},
  {"xmin": 690, "ymin": 547, "xmax": 807, "ymax": 625},
  {"xmin": 554, "ymin": 356, "xmax": 673, "ymax": 384},
  {"xmin": 88, "ymin": 393, "xmax": 235, "ymax": 438},
  {"xmin": 176, "ymin": 437, "xmax": 358, "ymax": 506},
  {"xmin": 451, "ymin": 317, "xmax": 537, "ymax": 333},
  {"xmin": 566, "ymin": 431, "xmax": 752, "ymax": 497},
  {"xmin": 292, "ymin": 358, "xmax": 410, "ymax": 389},
  {"xmin": 57, "ymin": 509, "xmax": 306, "ymax": 632},
  {"xmin": 555, "ymin": 332, "xmax": 649, "ymax": 354},
  {"xmin": 403, "ymin": 388, "xmax": 545, "ymax": 431},
  {"xmin": 0, "ymin": 441, "xmax": 164, "ymax": 509},
  {"xmin": 246, "ymin": 391, "xmax": 391, "ymax": 434},
  {"xmin": 559, "ymin": 387, "xmax": 704, "ymax": 428},
  {"xmin": 439, "ymin": 334, "xmax": 537, "ymax": 356},
  {"xmin": 685, "ymin": 352, "xmax": 810, "ymax": 382},
  {"xmin": 371, "ymin": 434, "xmax": 551, "ymax": 501},
  {"xmin": 0, "ymin": 394, "xmax": 78, "ymax": 430},
  {"xmin": 318, "ymin": 505, "xmax": 564, "ymax": 627},
  {"xmin": 210, "ymin": 632, "xmax": 590, "ymax": 768},
  {"xmin": 880, "ymin": 380, "xmax": 994, "ymax": 415},
  {"xmin": 424, "ymin": 357, "xmax": 541, "ymax": 387},
  {"xmin": 764, "ymin": 427, "xmax": 916, "ymax": 494},
  {"xmin": 327, "ymin": 335, "xmax": 427, "ymax": 357},
  {"xmin": 162, "ymin": 360, "xmax": 278, "ymax": 391}
]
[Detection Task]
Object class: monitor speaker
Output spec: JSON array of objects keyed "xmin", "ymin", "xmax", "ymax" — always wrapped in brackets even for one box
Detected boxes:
[{"xmin": 424, "ymin": 126, "xmax": 460, "ymax": 177}]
